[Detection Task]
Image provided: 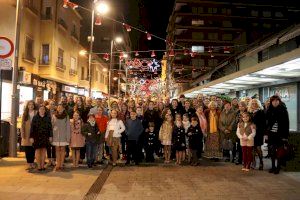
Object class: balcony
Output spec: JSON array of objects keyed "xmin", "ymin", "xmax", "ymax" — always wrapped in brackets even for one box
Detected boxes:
[
  {"xmin": 41, "ymin": 14, "xmax": 52, "ymax": 20},
  {"xmin": 56, "ymin": 62, "xmax": 66, "ymax": 71},
  {"xmin": 69, "ymin": 69, "xmax": 77, "ymax": 76},
  {"xmin": 71, "ymin": 31, "xmax": 79, "ymax": 41},
  {"xmin": 39, "ymin": 58, "xmax": 50, "ymax": 65},
  {"xmin": 58, "ymin": 18, "xmax": 68, "ymax": 32},
  {"xmin": 24, "ymin": 0, "xmax": 39, "ymax": 16},
  {"xmin": 22, "ymin": 53, "xmax": 36, "ymax": 64}
]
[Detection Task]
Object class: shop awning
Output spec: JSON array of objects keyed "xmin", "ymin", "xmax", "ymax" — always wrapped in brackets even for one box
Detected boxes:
[{"xmin": 182, "ymin": 48, "xmax": 300, "ymax": 98}]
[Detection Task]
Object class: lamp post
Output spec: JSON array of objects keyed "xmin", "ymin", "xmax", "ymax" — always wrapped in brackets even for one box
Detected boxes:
[{"xmin": 88, "ymin": 0, "xmax": 110, "ymax": 97}]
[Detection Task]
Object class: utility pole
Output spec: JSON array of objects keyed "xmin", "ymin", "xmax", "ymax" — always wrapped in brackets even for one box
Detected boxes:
[
  {"xmin": 88, "ymin": 9, "xmax": 95, "ymax": 97},
  {"xmin": 9, "ymin": 0, "xmax": 22, "ymax": 157}
]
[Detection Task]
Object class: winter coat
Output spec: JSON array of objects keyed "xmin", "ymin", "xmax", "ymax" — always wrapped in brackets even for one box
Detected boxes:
[
  {"xmin": 236, "ymin": 122, "xmax": 256, "ymax": 146},
  {"xmin": 105, "ymin": 119, "xmax": 125, "ymax": 138},
  {"xmin": 159, "ymin": 121, "xmax": 173, "ymax": 143},
  {"xmin": 30, "ymin": 114, "xmax": 53, "ymax": 149},
  {"xmin": 143, "ymin": 109, "xmax": 160, "ymax": 129},
  {"xmin": 266, "ymin": 103, "xmax": 289, "ymax": 144},
  {"xmin": 250, "ymin": 109, "xmax": 266, "ymax": 146},
  {"xmin": 82, "ymin": 122, "xmax": 99, "ymax": 143},
  {"xmin": 218, "ymin": 109, "xmax": 237, "ymax": 141},
  {"xmin": 70, "ymin": 119, "xmax": 85, "ymax": 148},
  {"xmin": 144, "ymin": 130, "xmax": 158, "ymax": 148},
  {"xmin": 182, "ymin": 107, "xmax": 196, "ymax": 119},
  {"xmin": 172, "ymin": 125, "xmax": 186, "ymax": 151},
  {"xmin": 52, "ymin": 115, "xmax": 71, "ymax": 146},
  {"xmin": 21, "ymin": 110, "xmax": 37, "ymax": 146},
  {"xmin": 126, "ymin": 118, "xmax": 144, "ymax": 141},
  {"xmin": 186, "ymin": 124, "xmax": 203, "ymax": 150}
]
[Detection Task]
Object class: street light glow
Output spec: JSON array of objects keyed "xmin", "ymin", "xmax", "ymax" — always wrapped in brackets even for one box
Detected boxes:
[
  {"xmin": 95, "ymin": 1, "xmax": 109, "ymax": 15},
  {"xmin": 102, "ymin": 68, "xmax": 108, "ymax": 72},
  {"xmin": 79, "ymin": 50, "xmax": 87, "ymax": 56},
  {"xmin": 115, "ymin": 37, "xmax": 123, "ymax": 43}
]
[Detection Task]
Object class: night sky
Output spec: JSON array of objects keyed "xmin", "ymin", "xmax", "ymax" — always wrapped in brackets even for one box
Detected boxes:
[{"xmin": 75, "ymin": 0, "xmax": 175, "ymax": 58}]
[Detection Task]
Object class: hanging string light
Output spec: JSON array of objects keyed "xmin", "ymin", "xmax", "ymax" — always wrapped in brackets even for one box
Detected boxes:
[
  {"xmin": 103, "ymin": 53, "xmax": 109, "ymax": 61},
  {"xmin": 184, "ymin": 49, "xmax": 189, "ymax": 56},
  {"xmin": 63, "ymin": 0, "xmax": 69, "ymax": 8},
  {"xmin": 151, "ymin": 50, "xmax": 156, "ymax": 57},
  {"xmin": 123, "ymin": 23, "xmax": 131, "ymax": 32},
  {"xmin": 190, "ymin": 52, "xmax": 196, "ymax": 58},
  {"xmin": 169, "ymin": 49, "xmax": 175, "ymax": 57},
  {"xmin": 135, "ymin": 51, "xmax": 139, "ymax": 57},
  {"xmin": 224, "ymin": 46, "xmax": 230, "ymax": 53},
  {"xmin": 146, "ymin": 32, "xmax": 152, "ymax": 40}
]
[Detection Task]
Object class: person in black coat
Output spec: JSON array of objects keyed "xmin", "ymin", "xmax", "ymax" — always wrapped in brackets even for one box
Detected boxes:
[
  {"xmin": 144, "ymin": 122, "xmax": 158, "ymax": 162},
  {"xmin": 170, "ymin": 99, "xmax": 182, "ymax": 119},
  {"xmin": 173, "ymin": 119, "xmax": 186, "ymax": 165},
  {"xmin": 266, "ymin": 95, "xmax": 289, "ymax": 174},
  {"xmin": 248, "ymin": 99, "xmax": 266, "ymax": 170},
  {"xmin": 181, "ymin": 100, "xmax": 196, "ymax": 119},
  {"xmin": 186, "ymin": 116, "xmax": 203, "ymax": 166},
  {"xmin": 143, "ymin": 101, "xmax": 160, "ymax": 130},
  {"xmin": 30, "ymin": 105, "xmax": 53, "ymax": 171}
]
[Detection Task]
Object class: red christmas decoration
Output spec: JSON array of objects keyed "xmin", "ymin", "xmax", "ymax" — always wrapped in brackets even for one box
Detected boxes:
[
  {"xmin": 190, "ymin": 52, "xmax": 196, "ymax": 58},
  {"xmin": 224, "ymin": 46, "xmax": 230, "ymax": 53},
  {"xmin": 146, "ymin": 32, "xmax": 151, "ymax": 40},
  {"xmin": 208, "ymin": 47, "xmax": 213, "ymax": 53},
  {"xmin": 95, "ymin": 16, "xmax": 102, "ymax": 26},
  {"xmin": 103, "ymin": 53, "xmax": 109, "ymax": 61},
  {"xmin": 119, "ymin": 52, "xmax": 124, "ymax": 61},
  {"xmin": 135, "ymin": 51, "xmax": 139, "ymax": 57},
  {"xmin": 68, "ymin": 2, "xmax": 78, "ymax": 9},
  {"xmin": 123, "ymin": 23, "xmax": 131, "ymax": 32},
  {"xmin": 63, "ymin": 0, "xmax": 69, "ymax": 8},
  {"xmin": 184, "ymin": 49, "xmax": 189, "ymax": 55},
  {"xmin": 151, "ymin": 50, "xmax": 156, "ymax": 57},
  {"xmin": 169, "ymin": 49, "xmax": 175, "ymax": 57}
]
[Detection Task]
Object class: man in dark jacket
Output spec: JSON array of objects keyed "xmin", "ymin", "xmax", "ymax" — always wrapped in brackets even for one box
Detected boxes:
[
  {"xmin": 126, "ymin": 110, "xmax": 144, "ymax": 165},
  {"xmin": 266, "ymin": 95, "xmax": 289, "ymax": 174}
]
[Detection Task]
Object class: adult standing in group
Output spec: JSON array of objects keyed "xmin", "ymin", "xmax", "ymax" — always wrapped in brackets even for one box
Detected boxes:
[
  {"xmin": 83, "ymin": 97, "xmax": 93, "ymax": 123},
  {"xmin": 218, "ymin": 100, "xmax": 236, "ymax": 162},
  {"xmin": 52, "ymin": 104, "xmax": 71, "ymax": 171},
  {"xmin": 170, "ymin": 99, "xmax": 182, "ymax": 119},
  {"xmin": 105, "ymin": 110, "xmax": 125, "ymax": 166},
  {"xmin": 95, "ymin": 107, "xmax": 108, "ymax": 164},
  {"xmin": 118, "ymin": 103, "xmax": 130, "ymax": 159},
  {"xmin": 182, "ymin": 100, "xmax": 196, "ymax": 119},
  {"xmin": 248, "ymin": 99, "xmax": 266, "ymax": 170},
  {"xmin": 266, "ymin": 95, "xmax": 289, "ymax": 174},
  {"xmin": 30, "ymin": 105, "xmax": 52, "ymax": 171},
  {"xmin": 203, "ymin": 101, "xmax": 222, "ymax": 160},
  {"xmin": 74, "ymin": 97, "xmax": 86, "ymax": 120},
  {"xmin": 35, "ymin": 96, "xmax": 44, "ymax": 109},
  {"xmin": 67, "ymin": 95, "xmax": 75, "ymax": 118},
  {"xmin": 21, "ymin": 100, "xmax": 37, "ymax": 170},
  {"xmin": 143, "ymin": 101, "xmax": 160, "ymax": 130},
  {"xmin": 46, "ymin": 100, "xmax": 57, "ymax": 166}
]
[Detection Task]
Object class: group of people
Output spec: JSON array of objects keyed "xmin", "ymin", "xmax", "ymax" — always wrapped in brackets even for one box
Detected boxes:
[{"xmin": 20, "ymin": 93, "xmax": 289, "ymax": 174}]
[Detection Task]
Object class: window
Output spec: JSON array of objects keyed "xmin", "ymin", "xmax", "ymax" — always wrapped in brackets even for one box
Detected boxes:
[
  {"xmin": 192, "ymin": 32, "xmax": 204, "ymax": 40},
  {"xmin": 208, "ymin": 7, "xmax": 217, "ymax": 14},
  {"xmin": 70, "ymin": 57, "xmax": 76, "ymax": 70},
  {"xmin": 81, "ymin": 67, "xmax": 85, "ymax": 80},
  {"xmin": 192, "ymin": 19, "xmax": 204, "ymax": 26},
  {"xmin": 192, "ymin": 59, "xmax": 205, "ymax": 67},
  {"xmin": 58, "ymin": 48, "xmax": 64, "ymax": 64},
  {"xmin": 208, "ymin": 33, "xmax": 218, "ymax": 40},
  {"xmin": 263, "ymin": 11, "xmax": 271, "ymax": 18},
  {"xmin": 25, "ymin": 36, "xmax": 34, "ymax": 61},
  {"xmin": 192, "ymin": 7, "xmax": 203, "ymax": 14},
  {"xmin": 45, "ymin": 7, "xmax": 52, "ymax": 19},
  {"xmin": 208, "ymin": 59, "xmax": 218, "ymax": 67},
  {"xmin": 222, "ymin": 21, "xmax": 232, "ymax": 27},
  {"xmin": 191, "ymin": 46, "xmax": 204, "ymax": 53},
  {"xmin": 41, "ymin": 44, "xmax": 50, "ymax": 64},
  {"xmin": 263, "ymin": 23, "xmax": 272, "ymax": 29},
  {"xmin": 222, "ymin": 34, "xmax": 232, "ymax": 41},
  {"xmin": 251, "ymin": 10, "xmax": 259, "ymax": 17},
  {"xmin": 275, "ymin": 11, "xmax": 283, "ymax": 18}
]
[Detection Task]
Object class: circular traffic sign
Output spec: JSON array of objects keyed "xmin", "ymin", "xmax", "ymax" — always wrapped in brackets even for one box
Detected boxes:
[{"xmin": 0, "ymin": 37, "xmax": 14, "ymax": 59}]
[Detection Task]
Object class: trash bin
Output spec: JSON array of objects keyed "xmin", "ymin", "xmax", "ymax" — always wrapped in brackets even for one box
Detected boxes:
[{"xmin": 0, "ymin": 120, "xmax": 10, "ymax": 157}]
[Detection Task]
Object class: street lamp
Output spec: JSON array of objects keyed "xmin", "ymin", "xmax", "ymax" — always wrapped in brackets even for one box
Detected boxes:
[
  {"xmin": 88, "ymin": 1, "xmax": 109, "ymax": 97},
  {"xmin": 108, "ymin": 37, "xmax": 123, "ymax": 105}
]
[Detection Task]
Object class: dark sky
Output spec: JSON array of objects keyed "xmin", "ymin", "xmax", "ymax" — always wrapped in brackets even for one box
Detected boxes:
[{"xmin": 75, "ymin": 0, "xmax": 175, "ymax": 58}]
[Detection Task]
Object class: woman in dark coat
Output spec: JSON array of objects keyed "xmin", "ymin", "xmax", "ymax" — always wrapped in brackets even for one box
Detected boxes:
[
  {"xmin": 248, "ymin": 99, "xmax": 266, "ymax": 170},
  {"xmin": 266, "ymin": 95, "xmax": 289, "ymax": 174},
  {"xmin": 30, "ymin": 105, "xmax": 53, "ymax": 171}
]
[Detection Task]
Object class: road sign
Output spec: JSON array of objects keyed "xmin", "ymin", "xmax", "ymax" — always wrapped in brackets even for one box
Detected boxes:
[
  {"xmin": 0, "ymin": 37, "xmax": 14, "ymax": 59},
  {"xmin": 0, "ymin": 58, "xmax": 12, "ymax": 70}
]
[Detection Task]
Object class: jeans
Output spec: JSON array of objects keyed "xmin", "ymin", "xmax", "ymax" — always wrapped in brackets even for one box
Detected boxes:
[{"xmin": 86, "ymin": 141, "xmax": 97, "ymax": 166}]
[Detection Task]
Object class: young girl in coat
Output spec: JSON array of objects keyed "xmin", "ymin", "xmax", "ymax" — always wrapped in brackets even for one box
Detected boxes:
[
  {"xmin": 182, "ymin": 114, "xmax": 190, "ymax": 163},
  {"xmin": 159, "ymin": 113, "xmax": 173, "ymax": 163},
  {"xmin": 173, "ymin": 115, "xmax": 186, "ymax": 165},
  {"xmin": 236, "ymin": 112, "xmax": 256, "ymax": 172},
  {"xmin": 70, "ymin": 111, "xmax": 85, "ymax": 168}
]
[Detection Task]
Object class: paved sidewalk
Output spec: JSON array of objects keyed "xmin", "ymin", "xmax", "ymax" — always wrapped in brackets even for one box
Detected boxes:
[
  {"xmin": 97, "ymin": 161, "xmax": 300, "ymax": 200},
  {"xmin": 0, "ymin": 157, "xmax": 103, "ymax": 200}
]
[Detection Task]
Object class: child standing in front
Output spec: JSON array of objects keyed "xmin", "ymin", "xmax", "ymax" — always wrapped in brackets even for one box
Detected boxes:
[
  {"xmin": 144, "ymin": 122, "xmax": 158, "ymax": 162},
  {"xmin": 187, "ymin": 116, "xmax": 203, "ymax": 166},
  {"xmin": 173, "ymin": 115, "xmax": 186, "ymax": 165},
  {"xmin": 182, "ymin": 114, "xmax": 190, "ymax": 163},
  {"xmin": 159, "ymin": 113, "xmax": 173, "ymax": 163},
  {"xmin": 236, "ymin": 112, "xmax": 256, "ymax": 172},
  {"xmin": 82, "ymin": 114, "xmax": 99, "ymax": 168}
]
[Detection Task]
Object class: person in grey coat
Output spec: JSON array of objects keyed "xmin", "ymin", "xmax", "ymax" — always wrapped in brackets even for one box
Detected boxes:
[{"xmin": 52, "ymin": 104, "xmax": 71, "ymax": 171}]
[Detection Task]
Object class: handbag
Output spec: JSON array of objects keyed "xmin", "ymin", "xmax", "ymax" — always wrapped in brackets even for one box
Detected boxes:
[
  {"xmin": 276, "ymin": 142, "xmax": 295, "ymax": 161},
  {"xmin": 107, "ymin": 130, "xmax": 114, "ymax": 147}
]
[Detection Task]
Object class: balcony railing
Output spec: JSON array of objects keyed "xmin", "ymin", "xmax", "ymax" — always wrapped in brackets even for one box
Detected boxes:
[
  {"xmin": 39, "ymin": 58, "xmax": 50, "ymax": 65},
  {"xmin": 71, "ymin": 31, "xmax": 79, "ymax": 41},
  {"xmin": 41, "ymin": 14, "xmax": 52, "ymax": 20},
  {"xmin": 56, "ymin": 62, "xmax": 66, "ymax": 71},
  {"xmin": 22, "ymin": 53, "xmax": 36, "ymax": 63},
  {"xmin": 24, "ymin": 0, "xmax": 39, "ymax": 16},
  {"xmin": 58, "ymin": 18, "xmax": 68, "ymax": 31},
  {"xmin": 69, "ymin": 69, "xmax": 77, "ymax": 75}
]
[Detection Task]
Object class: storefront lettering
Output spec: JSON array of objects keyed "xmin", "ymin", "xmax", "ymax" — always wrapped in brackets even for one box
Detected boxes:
[
  {"xmin": 270, "ymin": 88, "xmax": 290, "ymax": 101},
  {"xmin": 32, "ymin": 79, "xmax": 46, "ymax": 88}
]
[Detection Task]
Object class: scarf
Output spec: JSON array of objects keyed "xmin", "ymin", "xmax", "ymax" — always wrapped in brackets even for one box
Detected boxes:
[
  {"xmin": 209, "ymin": 110, "xmax": 218, "ymax": 134},
  {"xmin": 197, "ymin": 113, "xmax": 207, "ymax": 133}
]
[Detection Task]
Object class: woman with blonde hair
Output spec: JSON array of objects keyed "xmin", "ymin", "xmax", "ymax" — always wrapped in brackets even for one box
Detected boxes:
[
  {"xmin": 203, "ymin": 101, "xmax": 222, "ymax": 160},
  {"xmin": 248, "ymin": 98, "xmax": 266, "ymax": 170}
]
